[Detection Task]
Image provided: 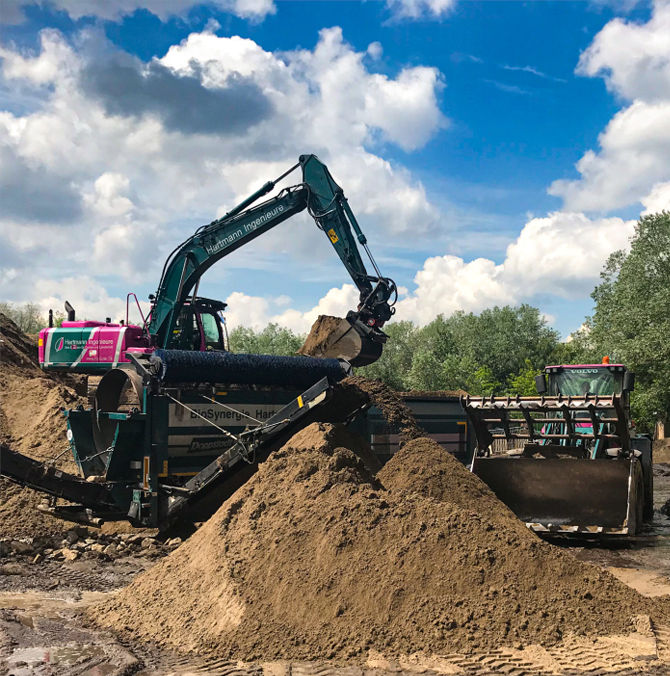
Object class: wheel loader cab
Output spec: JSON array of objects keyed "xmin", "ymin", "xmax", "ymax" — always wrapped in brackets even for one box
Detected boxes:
[
  {"xmin": 169, "ymin": 299, "xmax": 228, "ymax": 352},
  {"xmin": 540, "ymin": 364, "xmax": 634, "ymax": 408}
]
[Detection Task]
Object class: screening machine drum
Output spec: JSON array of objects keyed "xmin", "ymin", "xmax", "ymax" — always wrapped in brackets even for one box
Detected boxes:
[{"xmin": 149, "ymin": 349, "xmax": 350, "ymax": 387}]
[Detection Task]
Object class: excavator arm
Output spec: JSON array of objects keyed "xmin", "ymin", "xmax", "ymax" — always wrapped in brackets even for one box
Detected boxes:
[{"xmin": 149, "ymin": 154, "xmax": 396, "ymax": 366}]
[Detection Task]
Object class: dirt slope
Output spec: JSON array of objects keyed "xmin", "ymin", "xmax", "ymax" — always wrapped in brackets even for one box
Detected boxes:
[
  {"xmin": 0, "ymin": 313, "xmax": 83, "ymax": 537},
  {"xmin": 94, "ymin": 423, "xmax": 665, "ymax": 662}
]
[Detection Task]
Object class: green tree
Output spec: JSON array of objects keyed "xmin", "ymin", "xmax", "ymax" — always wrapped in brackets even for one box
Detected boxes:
[
  {"xmin": 507, "ymin": 358, "xmax": 541, "ymax": 396},
  {"xmin": 586, "ymin": 211, "xmax": 670, "ymax": 431},
  {"xmin": 229, "ymin": 323, "xmax": 304, "ymax": 355},
  {"xmin": 357, "ymin": 321, "xmax": 416, "ymax": 390},
  {"xmin": 0, "ymin": 302, "xmax": 47, "ymax": 334}
]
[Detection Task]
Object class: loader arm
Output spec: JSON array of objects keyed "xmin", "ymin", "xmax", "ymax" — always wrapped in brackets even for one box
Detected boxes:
[{"xmin": 149, "ymin": 154, "xmax": 396, "ymax": 363}]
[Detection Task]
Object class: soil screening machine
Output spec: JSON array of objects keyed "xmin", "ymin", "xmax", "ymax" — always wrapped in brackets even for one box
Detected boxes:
[
  {"xmin": 1, "ymin": 155, "xmax": 397, "ymax": 529},
  {"xmin": 463, "ymin": 360, "xmax": 653, "ymax": 535}
]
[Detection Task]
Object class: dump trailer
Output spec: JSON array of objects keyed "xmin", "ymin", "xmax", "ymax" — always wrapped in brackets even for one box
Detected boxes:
[{"xmin": 463, "ymin": 361, "xmax": 652, "ymax": 535}]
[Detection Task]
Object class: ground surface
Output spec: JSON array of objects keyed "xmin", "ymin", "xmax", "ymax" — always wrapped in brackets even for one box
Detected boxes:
[{"xmin": 2, "ymin": 466, "xmax": 670, "ymax": 675}]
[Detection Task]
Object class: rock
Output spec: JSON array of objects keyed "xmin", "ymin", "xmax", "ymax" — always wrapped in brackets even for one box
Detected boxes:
[
  {"xmin": 127, "ymin": 534, "xmax": 144, "ymax": 544},
  {"xmin": 141, "ymin": 538, "xmax": 155, "ymax": 549},
  {"xmin": 0, "ymin": 541, "xmax": 11, "ymax": 557},
  {"xmin": 661, "ymin": 498, "xmax": 670, "ymax": 517},
  {"xmin": 103, "ymin": 544, "xmax": 117, "ymax": 558},
  {"xmin": 10, "ymin": 540, "xmax": 33, "ymax": 555},
  {"xmin": 90, "ymin": 543, "xmax": 105, "ymax": 553},
  {"xmin": 0, "ymin": 563, "xmax": 23, "ymax": 575},
  {"xmin": 64, "ymin": 530, "xmax": 79, "ymax": 545},
  {"xmin": 166, "ymin": 537, "xmax": 182, "ymax": 548},
  {"xmin": 62, "ymin": 548, "xmax": 79, "ymax": 562}
]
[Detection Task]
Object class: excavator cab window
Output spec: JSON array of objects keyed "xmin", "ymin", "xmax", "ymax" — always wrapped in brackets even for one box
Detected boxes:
[
  {"xmin": 199, "ymin": 311, "xmax": 225, "ymax": 351},
  {"xmin": 171, "ymin": 307, "xmax": 197, "ymax": 351}
]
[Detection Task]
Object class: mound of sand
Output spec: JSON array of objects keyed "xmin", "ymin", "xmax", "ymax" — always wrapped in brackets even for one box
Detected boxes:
[
  {"xmin": 94, "ymin": 423, "xmax": 663, "ymax": 662},
  {"xmin": 0, "ymin": 312, "xmax": 83, "ymax": 537}
]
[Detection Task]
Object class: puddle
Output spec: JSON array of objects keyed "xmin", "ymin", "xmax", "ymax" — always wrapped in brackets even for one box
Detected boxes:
[{"xmin": 7, "ymin": 644, "xmax": 116, "ymax": 675}]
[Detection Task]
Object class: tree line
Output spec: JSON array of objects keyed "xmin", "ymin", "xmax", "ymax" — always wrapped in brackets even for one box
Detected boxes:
[
  {"xmin": 2, "ymin": 212, "xmax": 669, "ymax": 432},
  {"xmin": 230, "ymin": 212, "xmax": 670, "ymax": 433}
]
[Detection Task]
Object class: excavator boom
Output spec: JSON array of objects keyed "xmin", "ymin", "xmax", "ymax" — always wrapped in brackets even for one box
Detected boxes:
[{"xmin": 150, "ymin": 154, "xmax": 396, "ymax": 366}]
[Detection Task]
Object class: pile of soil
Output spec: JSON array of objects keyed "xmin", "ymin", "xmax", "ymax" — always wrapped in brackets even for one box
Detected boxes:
[
  {"xmin": 340, "ymin": 376, "xmax": 422, "ymax": 443},
  {"xmin": 94, "ymin": 423, "xmax": 663, "ymax": 662},
  {"xmin": 0, "ymin": 313, "xmax": 83, "ymax": 537},
  {"xmin": 0, "ymin": 314, "xmax": 39, "ymax": 369},
  {"xmin": 297, "ymin": 315, "xmax": 345, "ymax": 358}
]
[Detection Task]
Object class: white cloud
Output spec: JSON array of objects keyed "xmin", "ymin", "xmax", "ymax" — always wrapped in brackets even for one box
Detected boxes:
[
  {"xmin": 577, "ymin": 2, "xmax": 670, "ymax": 101},
  {"xmin": 642, "ymin": 181, "xmax": 670, "ymax": 214},
  {"xmin": 396, "ymin": 211, "xmax": 635, "ymax": 325},
  {"xmin": 2, "ymin": 0, "xmax": 276, "ymax": 23},
  {"xmin": 386, "ymin": 0, "xmax": 456, "ymax": 20},
  {"xmin": 218, "ymin": 211, "xmax": 635, "ymax": 330},
  {"xmin": 0, "ymin": 25, "xmax": 445, "ymax": 315},
  {"xmin": 223, "ymin": 284, "xmax": 359, "ymax": 334},
  {"xmin": 550, "ymin": 1, "xmax": 670, "ymax": 211}
]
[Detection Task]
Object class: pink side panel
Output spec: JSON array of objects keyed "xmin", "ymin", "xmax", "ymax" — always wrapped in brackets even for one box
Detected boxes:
[{"xmin": 38, "ymin": 328, "xmax": 48, "ymax": 362}]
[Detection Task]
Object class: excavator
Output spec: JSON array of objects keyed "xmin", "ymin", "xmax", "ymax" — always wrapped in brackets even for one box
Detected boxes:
[
  {"xmin": 38, "ymin": 153, "xmax": 396, "ymax": 375},
  {"xmin": 3, "ymin": 155, "xmax": 397, "ymax": 529}
]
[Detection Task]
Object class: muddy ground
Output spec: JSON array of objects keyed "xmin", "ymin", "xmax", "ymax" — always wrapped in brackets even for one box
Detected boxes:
[
  {"xmin": 0, "ymin": 463, "xmax": 670, "ymax": 676},
  {"xmin": 2, "ymin": 467, "xmax": 670, "ymax": 675}
]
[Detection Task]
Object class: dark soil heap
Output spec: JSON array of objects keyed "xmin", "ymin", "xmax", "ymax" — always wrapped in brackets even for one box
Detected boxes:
[
  {"xmin": 339, "ymin": 376, "xmax": 422, "ymax": 443},
  {"xmin": 0, "ymin": 312, "xmax": 83, "ymax": 537},
  {"xmin": 94, "ymin": 423, "xmax": 661, "ymax": 662}
]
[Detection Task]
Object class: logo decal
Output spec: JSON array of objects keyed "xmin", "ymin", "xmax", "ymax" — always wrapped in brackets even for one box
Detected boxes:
[
  {"xmin": 327, "ymin": 228, "xmax": 339, "ymax": 243},
  {"xmin": 55, "ymin": 337, "xmax": 64, "ymax": 352}
]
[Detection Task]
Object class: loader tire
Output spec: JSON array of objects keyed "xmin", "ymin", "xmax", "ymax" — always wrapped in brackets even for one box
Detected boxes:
[{"xmin": 628, "ymin": 463, "xmax": 645, "ymax": 536}]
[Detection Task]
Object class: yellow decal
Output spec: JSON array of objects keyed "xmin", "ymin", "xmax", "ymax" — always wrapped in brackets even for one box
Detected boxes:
[
  {"xmin": 142, "ymin": 456, "xmax": 150, "ymax": 490},
  {"xmin": 327, "ymin": 228, "xmax": 339, "ymax": 244},
  {"xmin": 297, "ymin": 395, "xmax": 304, "ymax": 408},
  {"xmin": 38, "ymin": 338, "xmax": 44, "ymax": 347}
]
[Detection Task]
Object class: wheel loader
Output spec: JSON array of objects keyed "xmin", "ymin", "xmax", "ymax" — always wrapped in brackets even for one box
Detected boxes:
[
  {"xmin": 463, "ymin": 359, "xmax": 653, "ymax": 535},
  {"xmin": 1, "ymin": 155, "xmax": 398, "ymax": 530}
]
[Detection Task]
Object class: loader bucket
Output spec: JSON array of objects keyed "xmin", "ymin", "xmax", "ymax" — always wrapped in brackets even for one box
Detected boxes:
[
  {"xmin": 472, "ymin": 456, "xmax": 641, "ymax": 534},
  {"xmin": 298, "ymin": 315, "xmax": 383, "ymax": 367}
]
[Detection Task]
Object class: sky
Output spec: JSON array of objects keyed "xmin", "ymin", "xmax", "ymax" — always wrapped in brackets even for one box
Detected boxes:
[{"xmin": 1, "ymin": 0, "xmax": 669, "ymax": 337}]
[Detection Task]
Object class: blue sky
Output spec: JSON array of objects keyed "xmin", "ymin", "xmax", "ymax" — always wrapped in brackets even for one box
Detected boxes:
[{"xmin": 1, "ymin": 0, "xmax": 668, "ymax": 337}]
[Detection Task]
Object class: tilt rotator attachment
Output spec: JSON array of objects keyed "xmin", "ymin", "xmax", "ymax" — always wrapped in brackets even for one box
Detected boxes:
[
  {"xmin": 463, "ymin": 394, "xmax": 652, "ymax": 535},
  {"xmin": 0, "ymin": 350, "xmax": 356, "ymax": 530}
]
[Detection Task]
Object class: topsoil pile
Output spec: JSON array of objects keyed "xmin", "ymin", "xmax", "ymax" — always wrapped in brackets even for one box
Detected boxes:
[
  {"xmin": 95, "ymin": 422, "xmax": 664, "ymax": 662},
  {"xmin": 0, "ymin": 313, "xmax": 83, "ymax": 537},
  {"xmin": 298, "ymin": 315, "xmax": 345, "ymax": 358}
]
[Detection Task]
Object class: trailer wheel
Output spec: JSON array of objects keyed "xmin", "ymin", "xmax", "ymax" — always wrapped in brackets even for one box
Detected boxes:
[{"xmin": 628, "ymin": 463, "xmax": 645, "ymax": 535}]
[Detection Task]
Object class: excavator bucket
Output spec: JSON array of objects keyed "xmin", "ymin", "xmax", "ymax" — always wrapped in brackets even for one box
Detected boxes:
[
  {"xmin": 463, "ymin": 394, "xmax": 645, "ymax": 535},
  {"xmin": 298, "ymin": 315, "xmax": 384, "ymax": 367}
]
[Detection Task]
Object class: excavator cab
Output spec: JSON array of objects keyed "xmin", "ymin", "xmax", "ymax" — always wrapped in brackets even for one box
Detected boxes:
[{"xmin": 169, "ymin": 298, "xmax": 228, "ymax": 352}]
